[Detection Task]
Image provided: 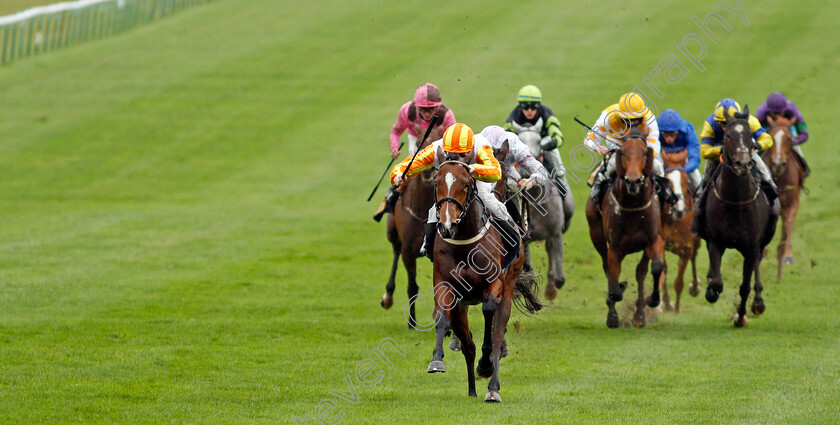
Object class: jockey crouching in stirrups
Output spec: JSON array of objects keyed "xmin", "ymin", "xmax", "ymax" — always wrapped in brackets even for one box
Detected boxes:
[
  {"xmin": 658, "ymin": 109, "xmax": 702, "ymax": 193},
  {"xmin": 373, "ymin": 83, "xmax": 457, "ymax": 222},
  {"xmin": 390, "ymin": 123, "xmax": 521, "ymax": 267},
  {"xmin": 693, "ymin": 98, "xmax": 779, "ymax": 238},
  {"xmin": 584, "ymin": 92, "xmax": 677, "ymax": 206},
  {"xmin": 479, "ymin": 125, "xmax": 551, "ymax": 226}
]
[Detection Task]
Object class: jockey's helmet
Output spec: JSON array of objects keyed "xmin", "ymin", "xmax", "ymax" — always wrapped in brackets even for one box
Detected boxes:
[
  {"xmin": 517, "ymin": 85, "xmax": 542, "ymax": 103},
  {"xmin": 414, "ymin": 83, "xmax": 442, "ymax": 108},
  {"xmin": 618, "ymin": 92, "xmax": 648, "ymax": 119},
  {"xmin": 766, "ymin": 92, "xmax": 788, "ymax": 113},
  {"xmin": 714, "ymin": 98, "xmax": 742, "ymax": 122},
  {"xmin": 658, "ymin": 109, "xmax": 683, "ymax": 132},
  {"xmin": 443, "ymin": 123, "xmax": 474, "ymax": 153}
]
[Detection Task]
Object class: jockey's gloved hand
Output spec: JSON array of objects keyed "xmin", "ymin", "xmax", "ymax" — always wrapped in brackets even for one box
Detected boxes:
[{"xmin": 540, "ymin": 138, "xmax": 558, "ymax": 151}]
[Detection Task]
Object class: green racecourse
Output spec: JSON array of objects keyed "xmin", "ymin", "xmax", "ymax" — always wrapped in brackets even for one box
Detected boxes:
[{"xmin": 0, "ymin": 0, "xmax": 838, "ymax": 423}]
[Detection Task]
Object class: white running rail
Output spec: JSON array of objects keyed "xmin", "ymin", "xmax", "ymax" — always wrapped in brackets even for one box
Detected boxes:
[{"xmin": 0, "ymin": 0, "xmax": 211, "ymax": 64}]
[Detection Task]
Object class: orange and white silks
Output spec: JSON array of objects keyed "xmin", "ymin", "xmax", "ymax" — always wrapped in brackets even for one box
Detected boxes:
[{"xmin": 390, "ymin": 136, "xmax": 502, "ymax": 185}]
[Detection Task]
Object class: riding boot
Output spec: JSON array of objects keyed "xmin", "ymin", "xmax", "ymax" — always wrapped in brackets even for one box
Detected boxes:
[
  {"xmin": 493, "ymin": 219, "xmax": 521, "ymax": 269},
  {"xmin": 761, "ymin": 176, "xmax": 779, "ymax": 207},
  {"xmin": 589, "ymin": 173, "xmax": 608, "ymax": 206},
  {"xmin": 420, "ymin": 222, "xmax": 436, "ymax": 262},
  {"xmin": 372, "ymin": 186, "xmax": 399, "ymax": 222},
  {"xmin": 692, "ymin": 180, "xmax": 710, "ymax": 238},
  {"xmin": 553, "ymin": 173, "xmax": 570, "ymax": 200},
  {"xmin": 654, "ymin": 175, "xmax": 679, "ymax": 206},
  {"xmin": 794, "ymin": 149, "xmax": 811, "ymax": 179}
]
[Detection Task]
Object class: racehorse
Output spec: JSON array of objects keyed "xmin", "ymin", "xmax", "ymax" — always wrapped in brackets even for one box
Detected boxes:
[
  {"xmin": 762, "ymin": 116, "xmax": 805, "ymax": 280},
  {"xmin": 426, "ymin": 150, "xmax": 540, "ymax": 403},
  {"xmin": 698, "ymin": 107, "xmax": 778, "ymax": 327},
  {"xmin": 658, "ymin": 150, "xmax": 702, "ymax": 313},
  {"xmin": 380, "ymin": 127, "xmax": 444, "ymax": 328},
  {"xmin": 585, "ymin": 128, "xmax": 664, "ymax": 328},
  {"xmin": 516, "ymin": 130, "xmax": 572, "ymax": 300}
]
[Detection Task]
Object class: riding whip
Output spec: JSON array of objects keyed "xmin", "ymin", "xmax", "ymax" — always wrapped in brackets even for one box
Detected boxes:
[{"xmin": 366, "ymin": 141, "xmax": 405, "ymax": 201}]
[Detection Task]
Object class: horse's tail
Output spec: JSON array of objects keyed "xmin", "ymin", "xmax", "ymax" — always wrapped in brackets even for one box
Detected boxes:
[{"xmin": 513, "ymin": 270, "xmax": 543, "ymax": 315}]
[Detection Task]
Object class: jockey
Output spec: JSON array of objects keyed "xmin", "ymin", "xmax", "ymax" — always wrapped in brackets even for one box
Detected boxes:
[
  {"xmin": 373, "ymin": 83, "xmax": 457, "ymax": 222},
  {"xmin": 584, "ymin": 92, "xmax": 675, "ymax": 206},
  {"xmin": 480, "ymin": 125, "xmax": 550, "ymax": 224},
  {"xmin": 658, "ymin": 109, "xmax": 702, "ymax": 192},
  {"xmin": 694, "ymin": 98, "xmax": 778, "ymax": 235},
  {"xmin": 503, "ymin": 85, "xmax": 571, "ymax": 198},
  {"xmin": 390, "ymin": 123, "xmax": 520, "ymax": 266},
  {"xmin": 755, "ymin": 92, "xmax": 811, "ymax": 178}
]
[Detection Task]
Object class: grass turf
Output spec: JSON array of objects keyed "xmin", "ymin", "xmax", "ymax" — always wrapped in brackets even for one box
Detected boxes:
[{"xmin": 0, "ymin": 0, "xmax": 838, "ymax": 423}]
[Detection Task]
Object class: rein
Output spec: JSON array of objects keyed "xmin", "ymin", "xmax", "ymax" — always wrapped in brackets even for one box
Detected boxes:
[{"xmin": 712, "ymin": 182, "xmax": 761, "ymax": 206}]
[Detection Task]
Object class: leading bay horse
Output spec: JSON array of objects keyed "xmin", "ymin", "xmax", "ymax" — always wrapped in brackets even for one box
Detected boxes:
[
  {"xmin": 586, "ymin": 128, "xmax": 664, "ymax": 328},
  {"xmin": 659, "ymin": 150, "xmax": 701, "ymax": 313},
  {"xmin": 762, "ymin": 116, "xmax": 805, "ymax": 280},
  {"xmin": 426, "ymin": 150, "xmax": 540, "ymax": 403},
  {"xmin": 380, "ymin": 125, "xmax": 444, "ymax": 328},
  {"xmin": 698, "ymin": 107, "xmax": 778, "ymax": 327}
]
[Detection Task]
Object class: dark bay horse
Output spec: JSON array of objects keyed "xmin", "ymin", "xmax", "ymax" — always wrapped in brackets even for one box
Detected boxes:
[
  {"xmin": 659, "ymin": 150, "xmax": 701, "ymax": 313},
  {"xmin": 427, "ymin": 152, "xmax": 540, "ymax": 403},
  {"xmin": 762, "ymin": 116, "xmax": 805, "ymax": 280},
  {"xmin": 698, "ymin": 107, "xmax": 778, "ymax": 327},
  {"xmin": 380, "ymin": 127, "xmax": 444, "ymax": 328},
  {"xmin": 585, "ymin": 128, "xmax": 663, "ymax": 328}
]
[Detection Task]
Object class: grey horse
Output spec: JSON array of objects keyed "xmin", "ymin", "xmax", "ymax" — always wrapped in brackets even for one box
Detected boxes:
[{"xmin": 516, "ymin": 130, "xmax": 574, "ymax": 300}]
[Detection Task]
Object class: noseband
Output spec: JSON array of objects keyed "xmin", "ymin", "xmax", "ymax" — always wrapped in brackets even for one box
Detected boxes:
[{"xmin": 435, "ymin": 161, "xmax": 477, "ymax": 225}]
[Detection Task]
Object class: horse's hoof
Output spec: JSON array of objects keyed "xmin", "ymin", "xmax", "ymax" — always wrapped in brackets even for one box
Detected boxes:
[
  {"xmin": 646, "ymin": 295, "xmax": 661, "ymax": 308},
  {"xmin": 751, "ymin": 301, "xmax": 766, "ymax": 316},
  {"xmin": 606, "ymin": 313, "xmax": 620, "ymax": 329},
  {"xmin": 705, "ymin": 287, "xmax": 719, "ymax": 304},
  {"xmin": 484, "ymin": 391, "xmax": 502, "ymax": 403},
  {"xmin": 783, "ymin": 256, "xmax": 794, "ymax": 265},
  {"xmin": 427, "ymin": 360, "xmax": 446, "ymax": 373},
  {"xmin": 733, "ymin": 314, "xmax": 748, "ymax": 328},
  {"xmin": 632, "ymin": 314, "xmax": 646, "ymax": 328},
  {"xmin": 476, "ymin": 360, "xmax": 494, "ymax": 379},
  {"xmin": 663, "ymin": 302, "xmax": 675, "ymax": 312},
  {"xmin": 500, "ymin": 339, "xmax": 508, "ymax": 358},
  {"xmin": 554, "ymin": 277, "xmax": 566, "ymax": 289},
  {"xmin": 544, "ymin": 283, "xmax": 557, "ymax": 301},
  {"xmin": 689, "ymin": 283, "xmax": 700, "ymax": 297},
  {"xmin": 449, "ymin": 336, "xmax": 461, "ymax": 352},
  {"xmin": 469, "ymin": 391, "xmax": 477, "ymax": 398},
  {"xmin": 380, "ymin": 293, "xmax": 393, "ymax": 309}
]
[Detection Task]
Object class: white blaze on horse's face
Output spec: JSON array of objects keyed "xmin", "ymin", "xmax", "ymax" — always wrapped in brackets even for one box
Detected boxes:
[
  {"xmin": 443, "ymin": 172, "xmax": 456, "ymax": 227},
  {"xmin": 773, "ymin": 129, "xmax": 785, "ymax": 160},
  {"xmin": 667, "ymin": 170, "xmax": 685, "ymax": 217}
]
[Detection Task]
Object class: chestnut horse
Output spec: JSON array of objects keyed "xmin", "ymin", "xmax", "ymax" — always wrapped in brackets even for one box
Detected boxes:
[
  {"xmin": 659, "ymin": 150, "xmax": 701, "ymax": 313},
  {"xmin": 586, "ymin": 128, "xmax": 664, "ymax": 328},
  {"xmin": 762, "ymin": 116, "xmax": 805, "ymax": 280},
  {"xmin": 426, "ymin": 151, "xmax": 540, "ymax": 403},
  {"xmin": 380, "ymin": 126, "xmax": 444, "ymax": 328},
  {"xmin": 698, "ymin": 107, "xmax": 778, "ymax": 327}
]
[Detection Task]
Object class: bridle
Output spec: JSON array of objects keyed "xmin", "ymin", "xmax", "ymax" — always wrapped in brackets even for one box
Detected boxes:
[
  {"xmin": 610, "ymin": 134, "xmax": 654, "ymax": 214},
  {"xmin": 435, "ymin": 161, "xmax": 478, "ymax": 226}
]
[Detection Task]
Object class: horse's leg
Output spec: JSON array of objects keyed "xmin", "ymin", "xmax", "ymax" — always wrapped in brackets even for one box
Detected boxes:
[
  {"xmin": 646, "ymin": 236, "xmax": 664, "ymax": 309},
  {"xmin": 544, "ymin": 241, "xmax": 557, "ymax": 301},
  {"xmin": 402, "ymin": 248, "xmax": 419, "ymax": 329},
  {"xmin": 546, "ymin": 234, "xmax": 566, "ymax": 293},
  {"xmin": 634, "ymin": 252, "xmax": 650, "ymax": 328},
  {"xmin": 752, "ymin": 259, "xmax": 766, "ymax": 316},
  {"xmin": 780, "ymin": 198, "xmax": 798, "ymax": 272},
  {"xmin": 381, "ymin": 218, "xmax": 401, "ymax": 309},
  {"xmin": 486, "ymin": 283, "xmax": 513, "ymax": 403},
  {"xmin": 659, "ymin": 257, "xmax": 672, "ymax": 311},
  {"xmin": 705, "ymin": 240, "xmax": 725, "ymax": 303},
  {"xmin": 689, "ymin": 238, "xmax": 701, "ymax": 297},
  {"xmin": 605, "ymin": 247, "xmax": 625, "ymax": 328},
  {"xmin": 427, "ymin": 308, "xmax": 449, "ymax": 373},
  {"xmin": 523, "ymin": 242, "xmax": 533, "ymax": 273},
  {"xmin": 586, "ymin": 200, "xmax": 608, "ymax": 275},
  {"xmin": 674, "ymin": 253, "xmax": 689, "ymax": 313},
  {"xmin": 476, "ymin": 293, "xmax": 498, "ymax": 379},
  {"xmin": 734, "ymin": 250, "xmax": 758, "ymax": 327},
  {"xmin": 449, "ymin": 303, "xmax": 476, "ymax": 397}
]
